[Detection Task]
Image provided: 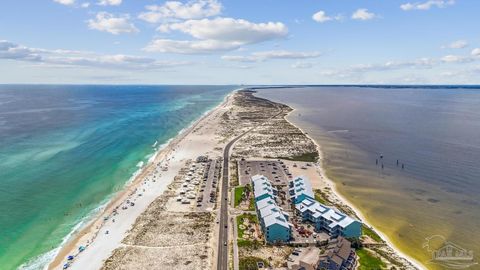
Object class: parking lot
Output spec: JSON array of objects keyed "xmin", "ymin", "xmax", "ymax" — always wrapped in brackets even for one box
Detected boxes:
[
  {"xmin": 237, "ymin": 159, "xmax": 291, "ymax": 186},
  {"xmin": 168, "ymin": 156, "xmax": 222, "ymax": 211},
  {"xmin": 197, "ymin": 158, "xmax": 222, "ymax": 211}
]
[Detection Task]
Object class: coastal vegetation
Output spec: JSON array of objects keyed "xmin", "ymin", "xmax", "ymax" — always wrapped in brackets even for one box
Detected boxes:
[
  {"xmin": 248, "ymin": 195, "xmax": 255, "ymax": 211},
  {"xmin": 277, "ymin": 152, "xmax": 319, "ymax": 162},
  {"xmin": 313, "ymin": 189, "xmax": 328, "ymax": 204},
  {"xmin": 356, "ymin": 248, "xmax": 386, "ymax": 270},
  {"xmin": 362, "ymin": 225, "xmax": 383, "ymax": 243},
  {"xmin": 237, "ymin": 239, "xmax": 263, "ymax": 249},
  {"xmin": 239, "ymin": 256, "xmax": 269, "ymax": 270},
  {"xmin": 226, "ymin": 91, "xmax": 317, "ymax": 163},
  {"xmin": 231, "ymin": 161, "xmax": 239, "ymax": 186},
  {"xmin": 371, "ymin": 247, "xmax": 404, "ymax": 268}
]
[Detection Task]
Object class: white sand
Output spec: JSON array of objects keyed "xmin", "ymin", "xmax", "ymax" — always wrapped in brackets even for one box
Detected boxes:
[{"xmin": 48, "ymin": 93, "xmax": 234, "ymax": 270}]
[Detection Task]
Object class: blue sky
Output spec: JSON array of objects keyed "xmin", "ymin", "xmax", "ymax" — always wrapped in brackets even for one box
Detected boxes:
[{"xmin": 1, "ymin": 0, "xmax": 479, "ymax": 84}]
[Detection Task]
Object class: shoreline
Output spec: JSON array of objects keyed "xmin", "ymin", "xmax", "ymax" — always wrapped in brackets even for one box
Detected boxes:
[
  {"xmin": 47, "ymin": 91, "xmax": 235, "ymax": 270},
  {"xmin": 282, "ymin": 106, "xmax": 426, "ymax": 270},
  {"xmin": 252, "ymin": 89, "xmax": 425, "ymax": 269},
  {"xmin": 44, "ymin": 88, "xmax": 425, "ymax": 269}
]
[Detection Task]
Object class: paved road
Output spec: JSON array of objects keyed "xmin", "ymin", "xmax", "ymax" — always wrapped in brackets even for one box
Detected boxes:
[{"xmin": 216, "ymin": 99, "xmax": 283, "ymax": 270}]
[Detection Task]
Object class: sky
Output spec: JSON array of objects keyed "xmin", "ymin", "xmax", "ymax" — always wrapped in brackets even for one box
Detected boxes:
[{"xmin": 0, "ymin": 0, "xmax": 479, "ymax": 84}]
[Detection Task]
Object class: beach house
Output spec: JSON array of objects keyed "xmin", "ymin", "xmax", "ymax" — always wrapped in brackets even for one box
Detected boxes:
[
  {"xmin": 295, "ymin": 197, "xmax": 361, "ymax": 238},
  {"xmin": 287, "ymin": 238, "xmax": 357, "ymax": 270},
  {"xmin": 289, "ymin": 176, "xmax": 315, "ymax": 204},
  {"xmin": 255, "ymin": 197, "xmax": 292, "ymax": 243},
  {"xmin": 318, "ymin": 237, "xmax": 357, "ymax": 270},
  {"xmin": 289, "ymin": 175, "xmax": 361, "ymax": 238},
  {"xmin": 252, "ymin": 175, "xmax": 292, "ymax": 243}
]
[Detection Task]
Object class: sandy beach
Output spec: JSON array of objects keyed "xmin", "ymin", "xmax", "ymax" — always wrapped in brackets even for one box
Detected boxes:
[
  {"xmin": 48, "ymin": 91, "xmax": 234, "ymax": 270},
  {"xmin": 49, "ymin": 89, "xmax": 424, "ymax": 270}
]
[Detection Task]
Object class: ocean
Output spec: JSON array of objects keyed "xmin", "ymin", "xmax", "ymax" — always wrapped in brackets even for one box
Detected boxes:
[
  {"xmin": 0, "ymin": 85, "xmax": 233, "ymax": 270},
  {"xmin": 257, "ymin": 86, "xmax": 480, "ymax": 270}
]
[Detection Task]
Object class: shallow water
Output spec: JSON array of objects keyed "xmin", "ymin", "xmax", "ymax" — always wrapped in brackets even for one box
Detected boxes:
[
  {"xmin": 258, "ymin": 86, "xmax": 480, "ymax": 269},
  {"xmin": 0, "ymin": 85, "xmax": 233, "ymax": 269}
]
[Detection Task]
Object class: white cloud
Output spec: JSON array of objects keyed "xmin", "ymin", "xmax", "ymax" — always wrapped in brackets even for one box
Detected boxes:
[
  {"xmin": 472, "ymin": 48, "xmax": 480, "ymax": 56},
  {"xmin": 144, "ymin": 39, "xmax": 244, "ymax": 54},
  {"xmin": 351, "ymin": 9, "xmax": 376, "ymax": 21},
  {"xmin": 440, "ymin": 71, "xmax": 462, "ymax": 77},
  {"xmin": 97, "ymin": 0, "xmax": 121, "ymax": 6},
  {"xmin": 312, "ymin": 11, "xmax": 343, "ymax": 23},
  {"xmin": 220, "ymin": 55, "xmax": 257, "ymax": 62},
  {"xmin": 312, "ymin": 11, "xmax": 331, "ymax": 23},
  {"xmin": 291, "ymin": 62, "xmax": 313, "ymax": 69},
  {"xmin": 87, "ymin": 12, "xmax": 139, "ymax": 35},
  {"xmin": 400, "ymin": 0, "xmax": 455, "ymax": 11},
  {"xmin": 53, "ymin": 0, "xmax": 76, "ymax": 5},
  {"xmin": 222, "ymin": 50, "xmax": 321, "ymax": 62},
  {"xmin": 0, "ymin": 40, "xmax": 187, "ymax": 70},
  {"xmin": 146, "ymin": 18, "xmax": 288, "ymax": 54},
  {"xmin": 139, "ymin": 0, "xmax": 222, "ymax": 23},
  {"xmin": 159, "ymin": 18, "xmax": 287, "ymax": 43},
  {"xmin": 350, "ymin": 61, "xmax": 428, "ymax": 72},
  {"xmin": 441, "ymin": 55, "xmax": 474, "ymax": 63},
  {"xmin": 0, "ymin": 40, "xmax": 42, "ymax": 61},
  {"xmin": 53, "ymin": 0, "xmax": 92, "ymax": 8},
  {"xmin": 320, "ymin": 58, "xmax": 436, "ymax": 78},
  {"xmin": 223, "ymin": 64, "xmax": 254, "ymax": 69},
  {"xmin": 442, "ymin": 40, "xmax": 468, "ymax": 49}
]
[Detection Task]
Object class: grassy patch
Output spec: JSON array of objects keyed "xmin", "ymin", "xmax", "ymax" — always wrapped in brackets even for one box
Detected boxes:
[
  {"xmin": 362, "ymin": 226, "xmax": 383, "ymax": 243},
  {"xmin": 237, "ymin": 214, "xmax": 258, "ymax": 239},
  {"xmin": 248, "ymin": 196, "xmax": 255, "ymax": 211},
  {"xmin": 239, "ymin": 256, "xmax": 269, "ymax": 270},
  {"xmin": 238, "ymin": 239, "xmax": 263, "ymax": 250},
  {"xmin": 237, "ymin": 215, "xmax": 246, "ymax": 239},
  {"xmin": 234, "ymin": 184, "xmax": 253, "ymax": 209},
  {"xmin": 313, "ymin": 189, "xmax": 328, "ymax": 204},
  {"xmin": 356, "ymin": 248, "xmax": 386, "ymax": 270},
  {"xmin": 277, "ymin": 152, "xmax": 319, "ymax": 162},
  {"xmin": 234, "ymin": 186, "xmax": 245, "ymax": 207}
]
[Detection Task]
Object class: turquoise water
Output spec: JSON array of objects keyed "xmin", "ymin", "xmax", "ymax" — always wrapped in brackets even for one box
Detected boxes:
[{"xmin": 0, "ymin": 85, "xmax": 234, "ymax": 269}]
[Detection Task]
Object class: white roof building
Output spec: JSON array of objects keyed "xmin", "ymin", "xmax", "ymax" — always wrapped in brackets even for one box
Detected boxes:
[
  {"xmin": 253, "ymin": 180, "xmax": 292, "ymax": 243},
  {"xmin": 296, "ymin": 197, "xmax": 357, "ymax": 230},
  {"xmin": 263, "ymin": 211, "xmax": 291, "ymax": 229},
  {"xmin": 256, "ymin": 197, "xmax": 275, "ymax": 210},
  {"xmin": 252, "ymin": 174, "xmax": 276, "ymax": 200},
  {"xmin": 289, "ymin": 176, "xmax": 315, "ymax": 203}
]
